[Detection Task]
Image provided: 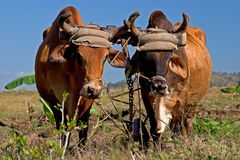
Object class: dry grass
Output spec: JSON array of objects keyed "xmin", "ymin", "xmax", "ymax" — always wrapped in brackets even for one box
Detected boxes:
[
  {"xmin": 0, "ymin": 87, "xmax": 240, "ymax": 159},
  {"xmin": 0, "ymin": 90, "xmax": 41, "ymax": 117},
  {"xmin": 198, "ymin": 87, "xmax": 240, "ymax": 121}
]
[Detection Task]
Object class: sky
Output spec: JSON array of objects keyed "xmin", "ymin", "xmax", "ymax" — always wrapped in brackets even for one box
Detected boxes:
[{"xmin": 0, "ymin": 1, "xmax": 239, "ymax": 89}]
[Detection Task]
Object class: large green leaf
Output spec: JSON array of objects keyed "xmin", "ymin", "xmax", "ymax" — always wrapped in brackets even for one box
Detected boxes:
[
  {"xmin": 5, "ymin": 75, "xmax": 35, "ymax": 90},
  {"xmin": 220, "ymin": 87, "xmax": 236, "ymax": 93},
  {"xmin": 40, "ymin": 98, "xmax": 55, "ymax": 124}
]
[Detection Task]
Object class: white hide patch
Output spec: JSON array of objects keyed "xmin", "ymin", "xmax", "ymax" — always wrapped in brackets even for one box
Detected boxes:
[{"xmin": 154, "ymin": 96, "xmax": 172, "ymax": 133}]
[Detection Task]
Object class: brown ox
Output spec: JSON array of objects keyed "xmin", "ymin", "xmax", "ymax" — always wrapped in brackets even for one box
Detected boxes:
[
  {"xmin": 35, "ymin": 6, "xmax": 139, "ymax": 145},
  {"xmin": 125, "ymin": 10, "xmax": 212, "ymax": 148}
]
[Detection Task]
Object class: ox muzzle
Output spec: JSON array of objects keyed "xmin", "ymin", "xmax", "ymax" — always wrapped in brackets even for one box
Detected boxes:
[
  {"xmin": 149, "ymin": 76, "xmax": 170, "ymax": 96},
  {"xmin": 80, "ymin": 79, "xmax": 105, "ymax": 99}
]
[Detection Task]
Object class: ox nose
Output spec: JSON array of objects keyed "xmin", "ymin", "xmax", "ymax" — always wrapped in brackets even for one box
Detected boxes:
[
  {"xmin": 152, "ymin": 83, "xmax": 167, "ymax": 91},
  {"xmin": 87, "ymin": 86, "xmax": 102, "ymax": 98},
  {"xmin": 87, "ymin": 86, "xmax": 95, "ymax": 95},
  {"xmin": 80, "ymin": 79, "xmax": 104, "ymax": 99},
  {"xmin": 150, "ymin": 76, "xmax": 170, "ymax": 95}
]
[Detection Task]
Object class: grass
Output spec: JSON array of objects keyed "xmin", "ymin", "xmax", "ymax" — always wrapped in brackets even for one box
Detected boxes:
[{"xmin": 0, "ymin": 86, "xmax": 240, "ymax": 159}]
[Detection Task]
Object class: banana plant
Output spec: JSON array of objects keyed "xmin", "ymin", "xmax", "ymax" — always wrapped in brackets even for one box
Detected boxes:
[{"xmin": 4, "ymin": 74, "xmax": 35, "ymax": 90}]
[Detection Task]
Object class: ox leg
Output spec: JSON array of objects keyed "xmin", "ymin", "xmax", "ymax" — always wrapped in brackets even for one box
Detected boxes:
[
  {"xmin": 147, "ymin": 105, "xmax": 161, "ymax": 149},
  {"xmin": 170, "ymin": 103, "xmax": 185, "ymax": 136},
  {"xmin": 141, "ymin": 92, "xmax": 161, "ymax": 149},
  {"xmin": 51, "ymin": 105, "xmax": 63, "ymax": 129},
  {"xmin": 139, "ymin": 79, "xmax": 162, "ymax": 149},
  {"xmin": 183, "ymin": 104, "xmax": 196, "ymax": 138},
  {"xmin": 170, "ymin": 104, "xmax": 196, "ymax": 139},
  {"xmin": 170, "ymin": 114, "xmax": 186, "ymax": 137},
  {"xmin": 77, "ymin": 108, "xmax": 91, "ymax": 147}
]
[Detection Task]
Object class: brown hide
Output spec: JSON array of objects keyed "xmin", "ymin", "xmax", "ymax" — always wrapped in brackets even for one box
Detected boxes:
[
  {"xmin": 127, "ymin": 10, "xmax": 212, "ymax": 146},
  {"xmin": 35, "ymin": 5, "xmax": 128, "ymax": 134},
  {"xmin": 35, "ymin": 6, "xmax": 91, "ymax": 123},
  {"xmin": 146, "ymin": 11, "xmax": 212, "ymax": 116},
  {"xmin": 173, "ymin": 22, "xmax": 212, "ymax": 104},
  {"xmin": 166, "ymin": 23, "xmax": 212, "ymax": 138}
]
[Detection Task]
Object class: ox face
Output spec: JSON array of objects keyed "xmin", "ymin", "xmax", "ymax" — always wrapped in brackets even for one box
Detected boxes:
[
  {"xmin": 72, "ymin": 46, "xmax": 126, "ymax": 99},
  {"xmin": 50, "ymin": 43, "xmax": 127, "ymax": 99},
  {"xmin": 137, "ymin": 49, "xmax": 188, "ymax": 133},
  {"xmin": 137, "ymin": 50, "xmax": 188, "ymax": 97},
  {"xmin": 70, "ymin": 46, "xmax": 108, "ymax": 99},
  {"xmin": 48, "ymin": 12, "xmax": 134, "ymax": 99},
  {"xmin": 137, "ymin": 51, "xmax": 172, "ymax": 96}
]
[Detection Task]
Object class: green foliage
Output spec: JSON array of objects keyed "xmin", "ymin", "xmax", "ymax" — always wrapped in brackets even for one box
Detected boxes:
[
  {"xmin": 90, "ymin": 106, "xmax": 100, "ymax": 116},
  {"xmin": 194, "ymin": 116, "xmax": 238, "ymax": 136},
  {"xmin": 221, "ymin": 80, "xmax": 240, "ymax": 94},
  {"xmin": 102, "ymin": 123, "xmax": 113, "ymax": 133},
  {"xmin": 39, "ymin": 91, "xmax": 69, "ymax": 126},
  {"xmin": 2, "ymin": 133, "xmax": 27, "ymax": 159},
  {"xmin": 62, "ymin": 91, "xmax": 69, "ymax": 102},
  {"xmin": 4, "ymin": 75, "xmax": 35, "ymax": 90},
  {"xmin": 220, "ymin": 87, "xmax": 237, "ymax": 93},
  {"xmin": 67, "ymin": 119, "xmax": 77, "ymax": 129},
  {"xmin": 1, "ymin": 133, "xmax": 63, "ymax": 159},
  {"xmin": 39, "ymin": 98, "xmax": 55, "ymax": 124}
]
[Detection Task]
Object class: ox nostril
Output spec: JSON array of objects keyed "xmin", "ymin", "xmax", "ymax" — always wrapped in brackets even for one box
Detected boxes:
[
  {"xmin": 152, "ymin": 84, "xmax": 159, "ymax": 90},
  {"xmin": 161, "ymin": 84, "xmax": 167, "ymax": 90},
  {"xmin": 87, "ymin": 86, "xmax": 94, "ymax": 95},
  {"xmin": 152, "ymin": 83, "xmax": 166, "ymax": 91}
]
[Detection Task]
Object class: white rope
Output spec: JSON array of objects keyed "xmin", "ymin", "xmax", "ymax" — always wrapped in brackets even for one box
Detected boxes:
[{"xmin": 109, "ymin": 37, "xmax": 131, "ymax": 65}]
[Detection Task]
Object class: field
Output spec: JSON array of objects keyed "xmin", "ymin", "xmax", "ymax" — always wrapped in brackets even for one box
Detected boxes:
[{"xmin": 0, "ymin": 85, "xmax": 240, "ymax": 159}]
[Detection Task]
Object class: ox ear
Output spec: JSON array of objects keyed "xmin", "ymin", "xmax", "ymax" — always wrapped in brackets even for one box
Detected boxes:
[
  {"xmin": 49, "ymin": 45, "xmax": 70, "ymax": 63},
  {"xmin": 42, "ymin": 27, "xmax": 51, "ymax": 40},
  {"xmin": 107, "ymin": 49, "xmax": 128, "ymax": 68},
  {"xmin": 169, "ymin": 54, "xmax": 188, "ymax": 79}
]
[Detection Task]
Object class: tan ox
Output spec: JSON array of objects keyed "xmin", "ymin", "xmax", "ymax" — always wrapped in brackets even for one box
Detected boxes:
[
  {"xmin": 35, "ymin": 6, "xmax": 139, "ymax": 145},
  {"xmin": 125, "ymin": 10, "xmax": 212, "ymax": 148}
]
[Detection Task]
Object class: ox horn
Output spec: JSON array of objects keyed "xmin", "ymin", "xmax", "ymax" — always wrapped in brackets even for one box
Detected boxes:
[
  {"xmin": 109, "ymin": 11, "xmax": 141, "ymax": 42},
  {"xmin": 58, "ymin": 12, "xmax": 78, "ymax": 35},
  {"xmin": 124, "ymin": 12, "xmax": 141, "ymax": 37},
  {"xmin": 173, "ymin": 12, "xmax": 189, "ymax": 33}
]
